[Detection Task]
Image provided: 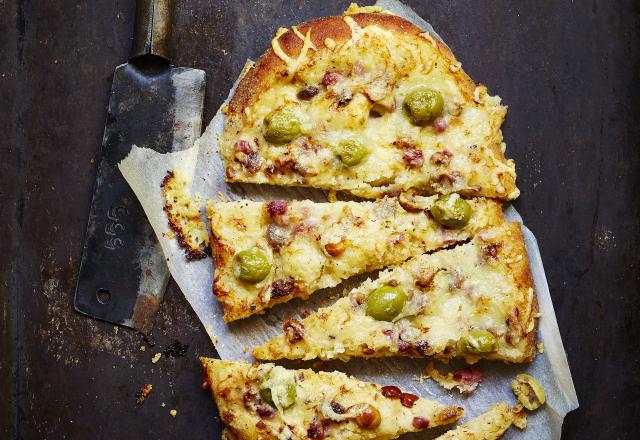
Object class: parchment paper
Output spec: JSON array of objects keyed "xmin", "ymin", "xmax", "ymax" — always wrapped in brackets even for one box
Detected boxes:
[{"xmin": 119, "ymin": 1, "xmax": 578, "ymax": 437}]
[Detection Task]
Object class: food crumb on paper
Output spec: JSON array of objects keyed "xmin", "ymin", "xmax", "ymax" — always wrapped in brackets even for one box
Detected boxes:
[
  {"xmin": 170, "ymin": 409, "xmax": 177, "ymax": 417},
  {"xmin": 151, "ymin": 353, "xmax": 162, "ymax": 364},
  {"xmin": 411, "ymin": 374, "xmax": 428, "ymax": 384},
  {"xmin": 218, "ymin": 191, "xmax": 227, "ymax": 202},
  {"xmin": 537, "ymin": 342, "xmax": 545, "ymax": 353}
]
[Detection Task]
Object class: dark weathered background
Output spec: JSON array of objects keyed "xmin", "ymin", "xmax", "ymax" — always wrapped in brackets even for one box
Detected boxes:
[{"xmin": 1, "ymin": 0, "xmax": 639, "ymax": 438}]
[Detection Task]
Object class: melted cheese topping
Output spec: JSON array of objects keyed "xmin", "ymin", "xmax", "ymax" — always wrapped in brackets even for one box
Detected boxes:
[
  {"xmin": 201, "ymin": 358, "xmax": 463, "ymax": 440},
  {"xmin": 253, "ymin": 223, "xmax": 538, "ymax": 364},
  {"xmin": 222, "ymin": 16, "xmax": 518, "ymax": 199},
  {"xmin": 208, "ymin": 197, "xmax": 504, "ymax": 322}
]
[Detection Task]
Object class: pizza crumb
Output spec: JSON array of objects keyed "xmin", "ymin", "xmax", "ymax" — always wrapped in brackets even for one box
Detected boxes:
[
  {"xmin": 512, "ymin": 404, "xmax": 528, "ymax": 430},
  {"xmin": 218, "ymin": 192, "xmax": 227, "ymax": 202},
  {"xmin": 426, "ymin": 361, "xmax": 482, "ymax": 394},
  {"xmin": 151, "ymin": 353, "xmax": 162, "ymax": 364},
  {"xmin": 242, "ymin": 346, "xmax": 248, "ymax": 353},
  {"xmin": 170, "ymin": 409, "xmax": 177, "ymax": 417},
  {"xmin": 135, "ymin": 384, "xmax": 153, "ymax": 405},
  {"xmin": 164, "ymin": 230, "xmax": 176, "ymax": 240},
  {"xmin": 139, "ymin": 345, "xmax": 146, "ymax": 352},
  {"xmin": 537, "ymin": 342, "xmax": 545, "ymax": 353},
  {"xmin": 411, "ymin": 374, "xmax": 428, "ymax": 384}
]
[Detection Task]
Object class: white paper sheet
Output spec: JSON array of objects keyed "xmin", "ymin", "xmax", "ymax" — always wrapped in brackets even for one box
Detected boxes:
[{"xmin": 119, "ymin": 2, "xmax": 578, "ymax": 437}]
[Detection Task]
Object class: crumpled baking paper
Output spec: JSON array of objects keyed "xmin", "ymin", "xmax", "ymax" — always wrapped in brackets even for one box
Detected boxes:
[{"xmin": 119, "ymin": 1, "xmax": 578, "ymax": 437}]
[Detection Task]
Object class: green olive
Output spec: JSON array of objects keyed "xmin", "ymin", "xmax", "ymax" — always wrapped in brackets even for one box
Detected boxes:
[
  {"xmin": 457, "ymin": 329, "xmax": 497, "ymax": 354},
  {"xmin": 260, "ymin": 376, "xmax": 297, "ymax": 409},
  {"xmin": 365, "ymin": 285, "xmax": 407, "ymax": 321},
  {"xmin": 429, "ymin": 194, "xmax": 472, "ymax": 228},
  {"xmin": 334, "ymin": 138, "xmax": 368, "ymax": 166},
  {"xmin": 233, "ymin": 249, "xmax": 271, "ymax": 283},
  {"xmin": 403, "ymin": 86, "xmax": 444, "ymax": 126},
  {"xmin": 512, "ymin": 374, "xmax": 546, "ymax": 411},
  {"xmin": 264, "ymin": 107, "xmax": 301, "ymax": 144}
]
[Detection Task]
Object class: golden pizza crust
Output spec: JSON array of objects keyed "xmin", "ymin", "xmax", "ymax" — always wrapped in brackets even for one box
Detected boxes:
[
  {"xmin": 201, "ymin": 358, "xmax": 463, "ymax": 440},
  {"xmin": 253, "ymin": 223, "xmax": 539, "ymax": 364},
  {"xmin": 221, "ymin": 12, "xmax": 518, "ymax": 200},
  {"xmin": 208, "ymin": 196, "xmax": 504, "ymax": 322}
]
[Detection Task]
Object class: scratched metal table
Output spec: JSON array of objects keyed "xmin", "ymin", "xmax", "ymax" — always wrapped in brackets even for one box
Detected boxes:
[{"xmin": 2, "ymin": 1, "xmax": 639, "ymax": 438}]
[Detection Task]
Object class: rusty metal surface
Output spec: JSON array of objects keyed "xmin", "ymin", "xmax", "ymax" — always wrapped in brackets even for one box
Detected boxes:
[{"xmin": 1, "ymin": 0, "xmax": 640, "ymax": 439}]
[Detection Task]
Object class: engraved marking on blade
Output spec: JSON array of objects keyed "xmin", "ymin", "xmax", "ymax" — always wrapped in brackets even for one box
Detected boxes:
[{"xmin": 105, "ymin": 206, "xmax": 129, "ymax": 250}]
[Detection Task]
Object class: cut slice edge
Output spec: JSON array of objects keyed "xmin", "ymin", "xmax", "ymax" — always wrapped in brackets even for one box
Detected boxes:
[{"xmin": 253, "ymin": 222, "xmax": 538, "ymax": 364}]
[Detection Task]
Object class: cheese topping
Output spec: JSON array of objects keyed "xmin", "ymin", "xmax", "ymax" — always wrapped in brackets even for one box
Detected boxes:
[
  {"xmin": 253, "ymin": 223, "xmax": 538, "ymax": 364},
  {"xmin": 208, "ymin": 197, "xmax": 504, "ymax": 322},
  {"xmin": 222, "ymin": 15, "xmax": 518, "ymax": 199},
  {"xmin": 271, "ymin": 26, "xmax": 316, "ymax": 76}
]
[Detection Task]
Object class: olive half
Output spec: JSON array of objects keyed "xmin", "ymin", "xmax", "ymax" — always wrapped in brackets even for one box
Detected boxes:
[
  {"xmin": 233, "ymin": 249, "xmax": 271, "ymax": 283},
  {"xmin": 429, "ymin": 194, "xmax": 472, "ymax": 228},
  {"xmin": 365, "ymin": 285, "xmax": 407, "ymax": 321},
  {"xmin": 334, "ymin": 138, "xmax": 368, "ymax": 166},
  {"xmin": 457, "ymin": 329, "xmax": 497, "ymax": 354},
  {"xmin": 264, "ymin": 106, "xmax": 301, "ymax": 144},
  {"xmin": 404, "ymin": 87, "xmax": 444, "ymax": 126}
]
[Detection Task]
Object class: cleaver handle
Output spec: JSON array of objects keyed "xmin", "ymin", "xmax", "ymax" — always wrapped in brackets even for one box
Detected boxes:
[{"xmin": 131, "ymin": 0, "xmax": 172, "ymax": 61}]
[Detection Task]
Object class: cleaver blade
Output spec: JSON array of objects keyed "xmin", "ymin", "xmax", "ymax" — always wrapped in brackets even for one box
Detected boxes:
[{"xmin": 74, "ymin": 0, "xmax": 205, "ymax": 332}]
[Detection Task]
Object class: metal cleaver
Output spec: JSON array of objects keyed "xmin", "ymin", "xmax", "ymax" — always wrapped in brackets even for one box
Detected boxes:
[{"xmin": 74, "ymin": 0, "xmax": 205, "ymax": 332}]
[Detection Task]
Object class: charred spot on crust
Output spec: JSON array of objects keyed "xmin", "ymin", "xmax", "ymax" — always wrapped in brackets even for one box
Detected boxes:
[{"xmin": 222, "ymin": 411, "xmax": 235, "ymax": 423}]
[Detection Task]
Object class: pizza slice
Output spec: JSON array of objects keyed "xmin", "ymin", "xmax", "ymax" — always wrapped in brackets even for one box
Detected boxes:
[
  {"xmin": 221, "ymin": 8, "xmax": 518, "ymax": 200},
  {"xmin": 253, "ymin": 222, "xmax": 539, "ymax": 364},
  {"xmin": 208, "ymin": 195, "xmax": 504, "ymax": 321},
  {"xmin": 200, "ymin": 358, "xmax": 463, "ymax": 440},
  {"xmin": 434, "ymin": 402, "xmax": 517, "ymax": 440}
]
